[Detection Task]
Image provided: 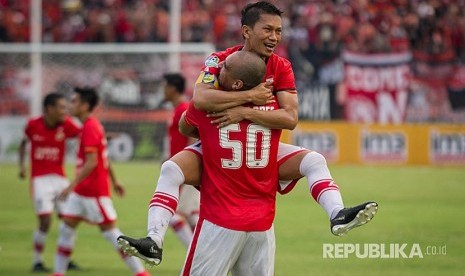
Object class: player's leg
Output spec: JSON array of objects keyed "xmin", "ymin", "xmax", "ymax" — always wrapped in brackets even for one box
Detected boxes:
[
  {"xmin": 277, "ymin": 143, "xmax": 378, "ymax": 236},
  {"xmin": 54, "ymin": 176, "xmax": 81, "ymax": 271},
  {"xmin": 118, "ymin": 146, "xmax": 202, "ymax": 264},
  {"xmin": 100, "ymin": 223, "xmax": 149, "ymax": 276},
  {"xmin": 181, "ymin": 219, "xmax": 245, "ymax": 276},
  {"xmin": 177, "ymin": 185, "xmax": 200, "ymax": 231},
  {"xmin": 231, "ymin": 226, "xmax": 275, "ymax": 276},
  {"xmin": 53, "ymin": 193, "xmax": 81, "ymax": 276},
  {"xmin": 169, "ymin": 213, "xmax": 193, "ymax": 248},
  {"xmin": 89, "ymin": 196, "xmax": 149, "ymax": 276},
  {"xmin": 31, "ymin": 175, "xmax": 55, "ymax": 272}
]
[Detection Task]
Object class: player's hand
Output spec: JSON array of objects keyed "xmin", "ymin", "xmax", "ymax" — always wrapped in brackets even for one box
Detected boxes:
[
  {"xmin": 18, "ymin": 166, "xmax": 26, "ymax": 179},
  {"xmin": 113, "ymin": 181, "xmax": 125, "ymax": 197},
  {"xmin": 58, "ymin": 186, "xmax": 73, "ymax": 201},
  {"xmin": 249, "ymin": 82, "xmax": 274, "ymax": 106},
  {"xmin": 208, "ymin": 106, "xmax": 249, "ymax": 128}
]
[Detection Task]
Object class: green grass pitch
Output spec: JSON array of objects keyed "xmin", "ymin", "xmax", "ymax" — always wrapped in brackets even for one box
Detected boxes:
[{"xmin": 0, "ymin": 162, "xmax": 464, "ymax": 275}]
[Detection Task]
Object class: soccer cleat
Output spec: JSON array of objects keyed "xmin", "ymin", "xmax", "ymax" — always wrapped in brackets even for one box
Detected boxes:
[
  {"xmin": 117, "ymin": 236, "xmax": 162, "ymax": 266},
  {"xmin": 67, "ymin": 260, "xmax": 81, "ymax": 271},
  {"xmin": 330, "ymin": 201, "xmax": 378, "ymax": 236},
  {"xmin": 32, "ymin": 262, "xmax": 51, "ymax": 273}
]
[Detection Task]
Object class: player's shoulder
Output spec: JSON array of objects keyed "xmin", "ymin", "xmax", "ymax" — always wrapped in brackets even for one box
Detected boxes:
[
  {"xmin": 27, "ymin": 115, "xmax": 43, "ymax": 124},
  {"xmin": 26, "ymin": 116, "xmax": 44, "ymax": 129},
  {"xmin": 268, "ymin": 53, "xmax": 292, "ymax": 69},
  {"xmin": 206, "ymin": 45, "xmax": 242, "ymax": 63},
  {"xmin": 83, "ymin": 116, "xmax": 101, "ymax": 129}
]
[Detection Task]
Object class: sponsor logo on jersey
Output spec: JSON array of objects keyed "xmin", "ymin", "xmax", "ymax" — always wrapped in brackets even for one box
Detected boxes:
[
  {"xmin": 201, "ymin": 73, "xmax": 216, "ymax": 84},
  {"xmin": 430, "ymin": 131, "xmax": 465, "ymax": 163},
  {"xmin": 205, "ymin": 55, "xmax": 220, "ymax": 68},
  {"xmin": 293, "ymin": 131, "xmax": 338, "ymax": 162},
  {"xmin": 55, "ymin": 127, "xmax": 65, "ymax": 141},
  {"xmin": 361, "ymin": 130, "xmax": 407, "ymax": 163},
  {"xmin": 32, "ymin": 134, "xmax": 45, "ymax": 141}
]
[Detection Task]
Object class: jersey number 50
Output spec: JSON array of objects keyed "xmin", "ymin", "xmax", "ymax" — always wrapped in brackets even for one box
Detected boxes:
[{"xmin": 220, "ymin": 123, "xmax": 271, "ymax": 169}]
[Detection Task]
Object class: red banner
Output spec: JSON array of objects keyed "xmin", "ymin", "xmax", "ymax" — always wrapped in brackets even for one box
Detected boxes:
[{"xmin": 343, "ymin": 51, "xmax": 412, "ymax": 124}]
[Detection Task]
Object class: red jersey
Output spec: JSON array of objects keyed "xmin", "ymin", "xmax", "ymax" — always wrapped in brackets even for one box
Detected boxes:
[
  {"xmin": 202, "ymin": 45, "xmax": 296, "ymax": 93},
  {"xmin": 74, "ymin": 117, "xmax": 110, "ymax": 197},
  {"xmin": 25, "ymin": 116, "xmax": 80, "ymax": 177},
  {"xmin": 185, "ymin": 101, "xmax": 281, "ymax": 231},
  {"xmin": 169, "ymin": 101, "xmax": 190, "ymax": 157}
]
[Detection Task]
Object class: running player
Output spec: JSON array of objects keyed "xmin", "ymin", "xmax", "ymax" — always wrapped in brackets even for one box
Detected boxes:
[{"xmin": 52, "ymin": 87, "xmax": 150, "ymax": 276}]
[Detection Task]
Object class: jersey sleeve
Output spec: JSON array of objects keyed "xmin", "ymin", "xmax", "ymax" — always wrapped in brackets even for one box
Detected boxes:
[
  {"xmin": 81, "ymin": 122, "xmax": 100, "ymax": 153},
  {"xmin": 64, "ymin": 117, "xmax": 81, "ymax": 138},
  {"xmin": 184, "ymin": 102, "xmax": 200, "ymax": 128},
  {"xmin": 274, "ymin": 58, "xmax": 297, "ymax": 93}
]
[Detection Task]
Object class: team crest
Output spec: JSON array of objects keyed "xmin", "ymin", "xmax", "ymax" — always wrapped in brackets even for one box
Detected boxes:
[
  {"xmin": 202, "ymin": 73, "xmax": 216, "ymax": 84},
  {"xmin": 55, "ymin": 128, "xmax": 65, "ymax": 141},
  {"xmin": 205, "ymin": 55, "xmax": 220, "ymax": 68}
]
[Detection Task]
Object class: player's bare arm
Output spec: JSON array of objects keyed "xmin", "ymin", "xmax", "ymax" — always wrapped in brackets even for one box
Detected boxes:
[
  {"xmin": 209, "ymin": 90, "xmax": 298, "ymax": 130},
  {"xmin": 108, "ymin": 162, "xmax": 125, "ymax": 197},
  {"xmin": 18, "ymin": 138, "xmax": 28, "ymax": 179},
  {"xmin": 59, "ymin": 151, "xmax": 98, "ymax": 200},
  {"xmin": 193, "ymin": 81, "xmax": 274, "ymax": 112}
]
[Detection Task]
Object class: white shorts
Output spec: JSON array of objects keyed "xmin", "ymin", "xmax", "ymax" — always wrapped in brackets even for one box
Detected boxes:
[
  {"xmin": 177, "ymin": 184, "xmax": 200, "ymax": 218},
  {"xmin": 61, "ymin": 192, "xmax": 117, "ymax": 225},
  {"xmin": 31, "ymin": 174, "xmax": 69, "ymax": 216},
  {"xmin": 185, "ymin": 141, "xmax": 307, "ymax": 194},
  {"xmin": 182, "ymin": 218, "xmax": 275, "ymax": 276}
]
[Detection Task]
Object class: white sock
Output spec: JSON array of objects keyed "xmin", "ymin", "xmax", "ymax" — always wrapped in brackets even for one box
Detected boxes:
[
  {"xmin": 102, "ymin": 228, "xmax": 145, "ymax": 274},
  {"xmin": 147, "ymin": 160, "xmax": 185, "ymax": 247},
  {"xmin": 54, "ymin": 223, "xmax": 76, "ymax": 275},
  {"xmin": 300, "ymin": 152, "xmax": 344, "ymax": 219},
  {"xmin": 33, "ymin": 229, "xmax": 47, "ymax": 264}
]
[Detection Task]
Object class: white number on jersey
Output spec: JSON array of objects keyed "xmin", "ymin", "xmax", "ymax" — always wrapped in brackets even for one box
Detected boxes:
[{"xmin": 219, "ymin": 123, "xmax": 271, "ymax": 169}]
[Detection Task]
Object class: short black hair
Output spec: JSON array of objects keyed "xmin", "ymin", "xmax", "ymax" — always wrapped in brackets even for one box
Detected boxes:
[
  {"xmin": 43, "ymin": 92, "xmax": 65, "ymax": 110},
  {"xmin": 163, "ymin": 73, "xmax": 186, "ymax": 94},
  {"xmin": 74, "ymin": 87, "xmax": 99, "ymax": 111},
  {"xmin": 241, "ymin": 1, "xmax": 283, "ymax": 28}
]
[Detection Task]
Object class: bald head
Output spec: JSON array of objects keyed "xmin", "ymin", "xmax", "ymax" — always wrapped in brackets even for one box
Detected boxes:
[{"xmin": 219, "ymin": 51, "xmax": 266, "ymax": 91}]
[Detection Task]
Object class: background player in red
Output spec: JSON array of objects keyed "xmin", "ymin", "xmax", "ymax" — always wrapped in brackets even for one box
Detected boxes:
[
  {"xmin": 52, "ymin": 87, "xmax": 149, "ymax": 276},
  {"xmin": 162, "ymin": 73, "xmax": 200, "ymax": 248},
  {"xmin": 18, "ymin": 92, "xmax": 81, "ymax": 272},
  {"xmin": 118, "ymin": 1, "xmax": 377, "ymax": 267}
]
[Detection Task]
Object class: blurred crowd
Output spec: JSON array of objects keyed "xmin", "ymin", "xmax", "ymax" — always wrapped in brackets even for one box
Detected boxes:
[{"xmin": 0, "ymin": 0, "xmax": 464, "ymax": 61}]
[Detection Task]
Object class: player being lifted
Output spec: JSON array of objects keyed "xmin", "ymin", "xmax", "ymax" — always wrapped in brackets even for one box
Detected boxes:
[{"xmin": 118, "ymin": 1, "xmax": 378, "ymax": 266}]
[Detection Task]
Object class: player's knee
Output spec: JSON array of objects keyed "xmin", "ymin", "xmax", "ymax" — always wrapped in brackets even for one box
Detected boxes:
[
  {"xmin": 160, "ymin": 160, "xmax": 185, "ymax": 184},
  {"xmin": 300, "ymin": 151, "xmax": 328, "ymax": 175}
]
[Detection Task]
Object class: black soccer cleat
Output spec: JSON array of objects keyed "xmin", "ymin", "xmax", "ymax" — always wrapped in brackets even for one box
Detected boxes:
[
  {"xmin": 67, "ymin": 260, "xmax": 81, "ymax": 271},
  {"xmin": 32, "ymin": 262, "xmax": 51, "ymax": 273},
  {"xmin": 330, "ymin": 201, "xmax": 378, "ymax": 236},
  {"xmin": 117, "ymin": 236, "xmax": 162, "ymax": 266}
]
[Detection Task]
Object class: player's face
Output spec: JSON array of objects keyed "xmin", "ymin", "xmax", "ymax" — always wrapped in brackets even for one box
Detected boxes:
[
  {"xmin": 163, "ymin": 83, "xmax": 175, "ymax": 102},
  {"xmin": 70, "ymin": 94, "xmax": 82, "ymax": 117},
  {"xmin": 243, "ymin": 14, "xmax": 282, "ymax": 58},
  {"xmin": 45, "ymin": 98, "xmax": 68, "ymax": 124},
  {"xmin": 53, "ymin": 98, "xmax": 68, "ymax": 122}
]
